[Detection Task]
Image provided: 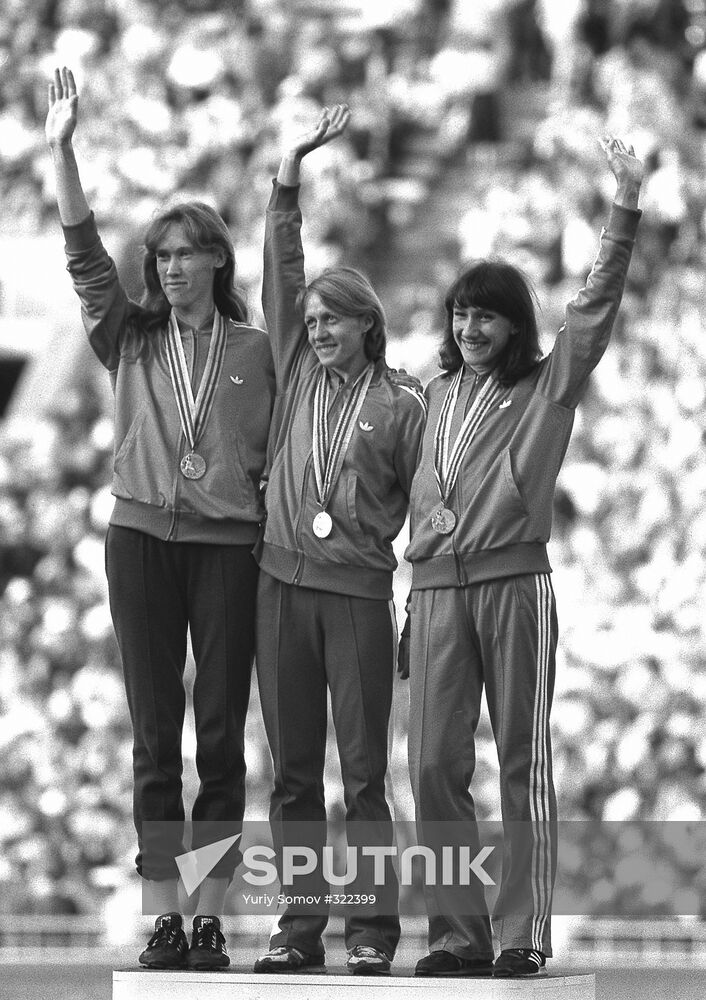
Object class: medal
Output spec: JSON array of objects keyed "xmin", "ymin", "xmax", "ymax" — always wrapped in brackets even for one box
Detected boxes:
[
  {"xmin": 312, "ymin": 510, "xmax": 333, "ymax": 538},
  {"xmin": 431, "ymin": 506, "xmax": 456, "ymax": 535},
  {"xmin": 431, "ymin": 370, "xmax": 502, "ymax": 533},
  {"xmin": 180, "ymin": 452, "xmax": 206, "ymax": 480},
  {"xmin": 311, "ymin": 364, "xmax": 375, "ymax": 540},
  {"xmin": 165, "ymin": 311, "xmax": 227, "ymax": 481}
]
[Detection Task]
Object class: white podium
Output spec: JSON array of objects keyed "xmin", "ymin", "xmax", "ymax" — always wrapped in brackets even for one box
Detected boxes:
[{"xmin": 113, "ymin": 969, "xmax": 596, "ymax": 1000}]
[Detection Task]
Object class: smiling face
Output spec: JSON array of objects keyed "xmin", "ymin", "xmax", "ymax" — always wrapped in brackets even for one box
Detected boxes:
[
  {"xmin": 452, "ymin": 303, "xmax": 516, "ymax": 375},
  {"xmin": 154, "ymin": 222, "xmax": 225, "ymax": 323},
  {"xmin": 304, "ymin": 291, "xmax": 372, "ymax": 380}
]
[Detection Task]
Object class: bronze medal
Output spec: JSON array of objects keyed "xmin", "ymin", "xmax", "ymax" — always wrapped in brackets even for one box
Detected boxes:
[
  {"xmin": 431, "ymin": 506, "xmax": 456, "ymax": 535},
  {"xmin": 180, "ymin": 452, "xmax": 206, "ymax": 480},
  {"xmin": 431, "ymin": 371, "xmax": 501, "ymax": 538}
]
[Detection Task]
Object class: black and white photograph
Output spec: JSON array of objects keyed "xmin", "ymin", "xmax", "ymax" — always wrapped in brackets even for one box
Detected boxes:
[{"xmin": 0, "ymin": 1, "xmax": 703, "ymax": 999}]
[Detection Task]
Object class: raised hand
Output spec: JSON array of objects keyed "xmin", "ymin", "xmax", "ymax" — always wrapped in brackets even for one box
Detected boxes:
[
  {"xmin": 599, "ymin": 135, "xmax": 643, "ymax": 209},
  {"xmin": 46, "ymin": 66, "xmax": 90, "ymax": 225},
  {"xmin": 277, "ymin": 104, "xmax": 351, "ymax": 186},
  {"xmin": 46, "ymin": 67, "xmax": 79, "ymax": 147},
  {"xmin": 287, "ymin": 104, "xmax": 351, "ymax": 162}
]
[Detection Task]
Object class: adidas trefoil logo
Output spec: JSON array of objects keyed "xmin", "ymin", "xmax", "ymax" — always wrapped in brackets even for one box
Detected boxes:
[
  {"xmin": 499, "ymin": 399, "xmax": 512, "ymax": 409},
  {"xmin": 359, "ymin": 421, "xmax": 374, "ymax": 432},
  {"xmin": 230, "ymin": 375, "xmax": 244, "ymax": 385}
]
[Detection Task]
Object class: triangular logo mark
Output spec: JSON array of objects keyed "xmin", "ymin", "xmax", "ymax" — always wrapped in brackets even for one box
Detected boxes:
[{"xmin": 175, "ymin": 834, "xmax": 242, "ymax": 895}]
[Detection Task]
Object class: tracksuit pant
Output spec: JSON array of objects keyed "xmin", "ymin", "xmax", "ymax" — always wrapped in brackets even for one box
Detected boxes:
[
  {"xmin": 255, "ymin": 571, "xmax": 401, "ymax": 959},
  {"xmin": 408, "ymin": 572, "xmax": 558, "ymax": 958},
  {"xmin": 106, "ymin": 525, "xmax": 258, "ymax": 879}
]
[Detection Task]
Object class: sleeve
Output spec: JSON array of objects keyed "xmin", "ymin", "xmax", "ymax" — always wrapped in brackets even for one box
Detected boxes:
[
  {"xmin": 539, "ymin": 202, "xmax": 641, "ymax": 409},
  {"xmin": 392, "ymin": 380, "xmax": 428, "ymax": 500},
  {"xmin": 63, "ymin": 212, "xmax": 130, "ymax": 374},
  {"xmin": 261, "ymin": 180, "xmax": 314, "ymax": 389}
]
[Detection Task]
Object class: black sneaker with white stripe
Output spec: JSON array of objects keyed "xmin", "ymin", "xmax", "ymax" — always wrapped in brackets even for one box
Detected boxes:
[
  {"xmin": 493, "ymin": 948, "xmax": 547, "ymax": 977},
  {"xmin": 138, "ymin": 912, "xmax": 188, "ymax": 968},
  {"xmin": 187, "ymin": 915, "xmax": 230, "ymax": 970}
]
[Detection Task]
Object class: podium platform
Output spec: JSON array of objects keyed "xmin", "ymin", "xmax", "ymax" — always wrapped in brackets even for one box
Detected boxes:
[{"xmin": 113, "ymin": 968, "xmax": 596, "ymax": 1000}]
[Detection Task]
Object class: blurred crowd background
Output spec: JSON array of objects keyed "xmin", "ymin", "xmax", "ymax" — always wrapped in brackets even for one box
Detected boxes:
[{"xmin": 0, "ymin": 0, "xmax": 704, "ymax": 927}]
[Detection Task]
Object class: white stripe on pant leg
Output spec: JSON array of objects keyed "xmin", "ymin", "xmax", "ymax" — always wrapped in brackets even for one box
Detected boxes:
[
  {"xmin": 385, "ymin": 598, "xmax": 401, "ymax": 820},
  {"xmin": 531, "ymin": 573, "xmax": 552, "ymax": 949},
  {"xmin": 529, "ymin": 573, "xmax": 554, "ymax": 951}
]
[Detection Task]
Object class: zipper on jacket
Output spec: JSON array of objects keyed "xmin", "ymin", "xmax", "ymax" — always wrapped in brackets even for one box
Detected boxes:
[
  {"xmin": 167, "ymin": 328, "xmax": 196, "ymax": 542},
  {"xmin": 167, "ymin": 427, "xmax": 187, "ymax": 542},
  {"xmin": 292, "ymin": 453, "xmax": 314, "ymax": 585}
]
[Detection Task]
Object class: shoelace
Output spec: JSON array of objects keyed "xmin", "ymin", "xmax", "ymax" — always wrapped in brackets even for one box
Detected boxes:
[
  {"xmin": 147, "ymin": 923, "xmax": 179, "ymax": 949},
  {"xmin": 194, "ymin": 925, "xmax": 224, "ymax": 952}
]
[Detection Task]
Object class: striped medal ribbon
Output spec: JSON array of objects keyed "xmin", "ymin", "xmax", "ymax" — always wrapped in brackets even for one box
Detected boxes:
[
  {"xmin": 431, "ymin": 369, "xmax": 503, "ymax": 533},
  {"xmin": 165, "ymin": 311, "xmax": 228, "ymax": 480},
  {"xmin": 311, "ymin": 364, "xmax": 375, "ymax": 538}
]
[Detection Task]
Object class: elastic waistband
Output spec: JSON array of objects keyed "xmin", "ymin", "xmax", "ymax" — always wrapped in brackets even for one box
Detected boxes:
[
  {"xmin": 411, "ymin": 542, "xmax": 551, "ymax": 589},
  {"xmin": 110, "ymin": 499, "xmax": 260, "ymax": 545},
  {"xmin": 258, "ymin": 542, "xmax": 393, "ymax": 600}
]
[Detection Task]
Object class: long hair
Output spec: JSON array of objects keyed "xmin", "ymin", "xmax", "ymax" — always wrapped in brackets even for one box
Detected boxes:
[
  {"xmin": 140, "ymin": 200, "xmax": 249, "ymax": 325},
  {"xmin": 439, "ymin": 259, "xmax": 543, "ymax": 385},
  {"xmin": 296, "ymin": 266, "xmax": 387, "ymax": 362}
]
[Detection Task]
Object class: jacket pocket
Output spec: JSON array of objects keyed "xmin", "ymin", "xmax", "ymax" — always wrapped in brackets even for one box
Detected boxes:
[
  {"xmin": 462, "ymin": 449, "xmax": 528, "ymax": 550},
  {"xmin": 190, "ymin": 428, "xmax": 257, "ymax": 519},
  {"xmin": 343, "ymin": 474, "xmax": 394, "ymax": 568},
  {"xmin": 501, "ymin": 448, "xmax": 529, "ymax": 517},
  {"xmin": 112, "ymin": 407, "xmax": 169, "ymax": 506}
]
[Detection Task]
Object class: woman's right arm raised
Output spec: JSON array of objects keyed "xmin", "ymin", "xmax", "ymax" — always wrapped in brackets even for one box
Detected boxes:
[
  {"xmin": 46, "ymin": 66, "xmax": 128, "ymax": 374},
  {"xmin": 262, "ymin": 104, "xmax": 351, "ymax": 381},
  {"xmin": 46, "ymin": 67, "xmax": 91, "ymax": 226}
]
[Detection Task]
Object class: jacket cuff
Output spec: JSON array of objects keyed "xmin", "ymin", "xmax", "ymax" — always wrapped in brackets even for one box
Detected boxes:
[
  {"xmin": 607, "ymin": 202, "xmax": 641, "ymax": 240},
  {"xmin": 63, "ymin": 211, "xmax": 99, "ymax": 252},
  {"xmin": 268, "ymin": 179, "xmax": 301, "ymax": 212}
]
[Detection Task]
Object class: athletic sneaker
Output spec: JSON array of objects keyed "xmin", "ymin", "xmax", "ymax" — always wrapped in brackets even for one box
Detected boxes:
[
  {"xmin": 493, "ymin": 948, "xmax": 547, "ymax": 977},
  {"xmin": 253, "ymin": 945, "xmax": 326, "ymax": 973},
  {"xmin": 186, "ymin": 915, "xmax": 230, "ymax": 970},
  {"xmin": 346, "ymin": 945, "xmax": 391, "ymax": 975},
  {"xmin": 138, "ymin": 912, "xmax": 188, "ymax": 968},
  {"xmin": 414, "ymin": 950, "xmax": 494, "ymax": 977}
]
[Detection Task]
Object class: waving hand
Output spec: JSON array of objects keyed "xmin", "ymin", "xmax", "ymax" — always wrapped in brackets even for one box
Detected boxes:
[{"xmin": 46, "ymin": 67, "xmax": 79, "ymax": 147}]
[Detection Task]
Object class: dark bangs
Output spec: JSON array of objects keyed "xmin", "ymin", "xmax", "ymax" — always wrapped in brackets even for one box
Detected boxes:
[{"xmin": 439, "ymin": 259, "xmax": 543, "ymax": 385}]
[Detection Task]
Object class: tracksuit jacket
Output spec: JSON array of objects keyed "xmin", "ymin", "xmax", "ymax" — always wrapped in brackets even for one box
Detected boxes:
[
  {"xmin": 63, "ymin": 212, "xmax": 275, "ymax": 544},
  {"xmin": 404, "ymin": 202, "xmax": 641, "ymax": 584},
  {"xmin": 257, "ymin": 181, "xmax": 427, "ymax": 600}
]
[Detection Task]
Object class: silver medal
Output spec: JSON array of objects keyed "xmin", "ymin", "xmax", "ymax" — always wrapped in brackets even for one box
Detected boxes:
[{"xmin": 313, "ymin": 510, "xmax": 333, "ymax": 538}]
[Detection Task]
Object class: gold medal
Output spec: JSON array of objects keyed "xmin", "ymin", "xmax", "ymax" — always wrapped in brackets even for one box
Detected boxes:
[
  {"xmin": 180, "ymin": 452, "xmax": 206, "ymax": 480},
  {"xmin": 431, "ymin": 506, "xmax": 456, "ymax": 534},
  {"xmin": 313, "ymin": 510, "xmax": 333, "ymax": 538}
]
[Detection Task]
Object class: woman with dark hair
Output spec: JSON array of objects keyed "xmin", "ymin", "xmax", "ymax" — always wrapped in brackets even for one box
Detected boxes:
[
  {"xmin": 438, "ymin": 260, "xmax": 542, "ymax": 384},
  {"xmin": 401, "ymin": 137, "xmax": 643, "ymax": 979},
  {"xmin": 46, "ymin": 68, "xmax": 275, "ymax": 968},
  {"xmin": 252, "ymin": 105, "xmax": 426, "ymax": 977}
]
